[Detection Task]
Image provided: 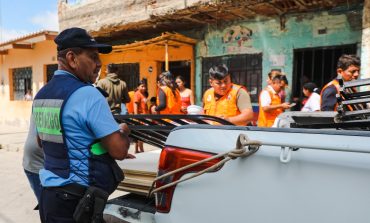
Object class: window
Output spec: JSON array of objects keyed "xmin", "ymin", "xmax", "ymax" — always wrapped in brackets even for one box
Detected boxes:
[
  {"xmin": 12, "ymin": 67, "xmax": 32, "ymax": 101},
  {"xmin": 201, "ymin": 54, "xmax": 262, "ymax": 103},
  {"xmin": 115, "ymin": 63, "xmax": 140, "ymax": 91},
  {"xmin": 160, "ymin": 61, "xmax": 191, "ymax": 88},
  {"xmin": 292, "ymin": 44, "xmax": 357, "ymax": 99}
]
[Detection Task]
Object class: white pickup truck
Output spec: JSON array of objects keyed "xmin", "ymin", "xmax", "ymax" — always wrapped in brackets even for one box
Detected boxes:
[
  {"xmin": 104, "ymin": 79, "xmax": 370, "ymax": 223},
  {"xmin": 103, "ymin": 116, "xmax": 370, "ymax": 223}
]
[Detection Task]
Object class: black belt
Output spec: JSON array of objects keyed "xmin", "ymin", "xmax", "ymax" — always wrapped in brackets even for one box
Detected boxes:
[{"xmin": 47, "ymin": 183, "xmax": 87, "ymax": 197}]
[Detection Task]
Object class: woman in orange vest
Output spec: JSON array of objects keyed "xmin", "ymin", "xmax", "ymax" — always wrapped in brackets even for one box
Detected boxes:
[
  {"xmin": 133, "ymin": 79, "xmax": 149, "ymax": 153},
  {"xmin": 126, "ymin": 90, "xmax": 135, "ymax": 114},
  {"xmin": 153, "ymin": 71, "xmax": 182, "ymax": 114}
]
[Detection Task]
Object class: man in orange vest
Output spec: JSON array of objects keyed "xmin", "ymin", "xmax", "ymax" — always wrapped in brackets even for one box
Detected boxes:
[
  {"xmin": 320, "ymin": 54, "xmax": 360, "ymax": 111},
  {"xmin": 203, "ymin": 64, "xmax": 253, "ymax": 126},
  {"xmin": 258, "ymin": 75, "xmax": 291, "ymax": 127}
]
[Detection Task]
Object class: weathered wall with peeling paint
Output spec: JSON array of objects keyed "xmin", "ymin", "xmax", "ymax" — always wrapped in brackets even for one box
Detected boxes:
[
  {"xmin": 361, "ymin": 0, "xmax": 370, "ymax": 80},
  {"xmin": 58, "ymin": 0, "xmax": 204, "ymax": 32},
  {"xmin": 194, "ymin": 8, "xmax": 363, "ymax": 103}
]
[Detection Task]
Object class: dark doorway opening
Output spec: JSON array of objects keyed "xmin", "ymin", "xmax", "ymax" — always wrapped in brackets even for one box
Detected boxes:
[
  {"xmin": 292, "ymin": 44, "xmax": 357, "ymax": 100},
  {"xmin": 160, "ymin": 61, "xmax": 191, "ymax": 89},
  {"xmin": 46, "ymin": 64, "xmax": 58, "ymax": 82},
  {"xmin": 115, "ymin": 63, "xmax": 140, "ymax": 91},
  {"xmin": 201, "ymin": 54, "xmax": 262, "ymax": 103}
]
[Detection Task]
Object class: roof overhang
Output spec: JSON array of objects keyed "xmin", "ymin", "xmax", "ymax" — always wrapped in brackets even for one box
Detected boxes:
[
  {"xmin": 0, "ymin": 30, "xmax": 58, "ymax": 54},
  {"xmin": 112, "ymin": 32, "xmax": 197, "ymax": 52}
]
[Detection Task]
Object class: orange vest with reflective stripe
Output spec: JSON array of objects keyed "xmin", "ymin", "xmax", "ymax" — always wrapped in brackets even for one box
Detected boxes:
[
  {"xmin": 126, "ymin": 91, "xmax": 135, "ymax": 114},
  {"xmin": 203, "ymin": 84, "xmax": 242, "ymax": 124},
  {"xmin": 258, "ymin": 87, "xmax": 282, "ymax": 127},
  {"xmin": 156, "ymin": 86, "xmax": 182, "ymax": 114},
  {"xmin": 320, "ymin": 79, "xmax": 340, "ymax": 111},
  {"xmin": 320, "ymin": 79, "xmax": 355, "ymax": 111}
]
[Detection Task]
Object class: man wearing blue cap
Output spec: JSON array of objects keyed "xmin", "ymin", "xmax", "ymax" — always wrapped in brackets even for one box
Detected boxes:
[{"xmin": 32, "ymin": 27, "xmax": 133, "ymax": 223}]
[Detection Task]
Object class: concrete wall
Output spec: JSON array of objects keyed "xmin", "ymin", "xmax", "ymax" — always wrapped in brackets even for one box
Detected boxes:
[
  {"xmin": 58, "ymin": 0, "xmax": 204, "ymax": 32},
  {"xmin": 0, "ymin": 41, "xmax": 57, "ymax": 129},
  {"xmin": 194, "ymin": 8, "xmax": 363, "ymax": 103}
]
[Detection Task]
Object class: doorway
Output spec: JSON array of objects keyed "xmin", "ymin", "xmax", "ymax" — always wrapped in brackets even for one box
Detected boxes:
[
  {"xmin": 160, "ymin": 61, "xmax": 191, "ymax": 88},
  {"xmin": 46, "ymin": 64, "xmax": 58, "ymax": 82},
  {"xmin": 115, "ymin": 63, "xmax": 140, "ymax": 91},
  {"xmin": 292, "ymin": 44, "xmax": 357, "ymax": 99}
]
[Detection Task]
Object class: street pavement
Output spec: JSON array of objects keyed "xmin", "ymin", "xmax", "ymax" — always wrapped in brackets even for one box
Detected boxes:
[
  {"xmin": 0, "ymin": 125, "xmax": 159, "ymax": 223},
  {"xmin": 0, "ymin": 126, "xmax": 37, "ymax": 223}
]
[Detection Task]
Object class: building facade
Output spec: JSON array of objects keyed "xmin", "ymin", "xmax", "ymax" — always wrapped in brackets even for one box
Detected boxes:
[
  {"xmin": 58, "ymin": 0, "xmax": 365, "ymax": 105},
  {"xmin": 0, "ymin": 31, "xmax": 58, "ymax": 129}
]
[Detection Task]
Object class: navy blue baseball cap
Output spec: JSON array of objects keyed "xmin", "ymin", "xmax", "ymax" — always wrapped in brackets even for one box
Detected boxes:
[{"xmin": 54, "ymin": 27, "xmax": 112, "ymax": 54}]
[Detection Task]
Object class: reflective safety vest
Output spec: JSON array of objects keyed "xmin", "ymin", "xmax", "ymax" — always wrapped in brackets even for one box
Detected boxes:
[
  {"xmin": 320, "ymin": 79, "xmax": 355, "ymax": 111},
  {"xmin": 203, "ymin": 84, "xmax": 243, "ymax": 125},
  {"xmin": 320, "ymin": 79, "xmax": 340, "ymax": 111},
  {"xmin": 126, "ymin": 91, "xmax": 135, "ymax": 114},
  {"xmin": 258, "ymin": 87, "xmax": 282, "ymax": 127},
  {"xmin": 156, "ymin": 86, "xmax": 182, "ymax": 114},
  {"xmin": 33, "ymin": 74, "xmax": 123, "ymax": 194}
]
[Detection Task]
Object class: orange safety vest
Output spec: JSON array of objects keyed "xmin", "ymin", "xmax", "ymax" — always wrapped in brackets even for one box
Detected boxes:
[
  {"xmin": 203, "ymin": 84, "xmax": 243, "ymax": 125},
  {"xmin": 156, "ymin": 86, "xmax": 182, "ymax": 114},
  {"xmin": 126, "ymin": 91, "xmax": 135, "ymax": 114},
  {"xmin": 320, "ymin": 79, "xmax": 355, "ymax": 111},
  {"xmin": 258, "ymin": 87, "xmax": 282, "ymax": 127},
  {"xmin": 320, "ymin": 79, "xmax": 340, "ymax": 111}
]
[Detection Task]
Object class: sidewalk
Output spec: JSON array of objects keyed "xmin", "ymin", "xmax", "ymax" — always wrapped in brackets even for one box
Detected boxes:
[
  {"xmin": 0, "ymin": 129, "xmax": 28, "ymax": 151},
  {"xmin": 0, "ymin": 126, "xmax": 39, "ymax": 223}
]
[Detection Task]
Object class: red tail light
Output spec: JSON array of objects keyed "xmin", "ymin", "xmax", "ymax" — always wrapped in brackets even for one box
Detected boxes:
[{"xmin": 155, "ymin": 147, "xmax": 224, "ymax": 213}]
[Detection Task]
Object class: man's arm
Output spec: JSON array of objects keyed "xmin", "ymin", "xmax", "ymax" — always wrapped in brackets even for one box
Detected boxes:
[
  {"xmin": 321, "ymin": 86, "xmax": 337, "ymax": 111},
  {"xmin": 226, "ymin": 89, "xmax": 253, "ymax": 125},
  {"xmin": 262, "ymin": 103, "xmax": 290, "ymax": 112},
  {"xmin": 86, "ymin": 88, "xmax": 132, "ymax": 160},
  {"xmin": 100, "ymin": 128, "xmax": 130, "ymax": 160},
  {"xmin": 260, "ymin": 90, "xmax": 290, "ymax": 111},
  {"xmin": 155, "ymin": 88, "xmax": 167, "ymax": 112}
]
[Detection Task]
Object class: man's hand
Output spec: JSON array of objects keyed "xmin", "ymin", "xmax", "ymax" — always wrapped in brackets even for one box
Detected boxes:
[
  {"xmin": 126, "ymin": 153, "xmax": 136, "ymax": 159},
  {"xmin": 119, "ymin": 123, "xmax": 130, "ymax": 136},
  {"xmin": 281, "ymin": 102, "xmax": 291, "ymax": 109}
]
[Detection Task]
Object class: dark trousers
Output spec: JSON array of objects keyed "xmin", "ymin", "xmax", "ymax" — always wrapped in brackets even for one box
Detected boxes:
[
  {"xmin": 39, "ymin": 187, "xmax": 81, "ymax": 223},
  {"xmin": 24, "ymin": 169, "xmax": 42, "ymax": 203}
]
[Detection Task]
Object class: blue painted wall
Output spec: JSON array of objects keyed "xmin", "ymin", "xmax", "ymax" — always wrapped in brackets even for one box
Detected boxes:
[{"xmin": 194, "ymin": 7, "xmax": 363, "ymax": 104}]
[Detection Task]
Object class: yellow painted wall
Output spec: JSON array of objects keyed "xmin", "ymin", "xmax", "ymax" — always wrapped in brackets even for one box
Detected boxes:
[
  {"xmin": 99, "ymin": 43, "xmax": 194, "ymax": 98},
  {"xmin": 0, "ymin": 40, "xmax": 57, "ymax": 129}
]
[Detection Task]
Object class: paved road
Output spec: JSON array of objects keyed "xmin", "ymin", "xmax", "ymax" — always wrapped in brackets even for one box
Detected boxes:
[{"xmin": 0, "ymin": 149, "xmax": 40, "ymax": 223}]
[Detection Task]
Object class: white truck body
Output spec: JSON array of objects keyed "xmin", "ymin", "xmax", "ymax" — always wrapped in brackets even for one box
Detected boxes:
[{"xmin": 106, "ymin": 125, "xmax": 370, "ymax": 223}]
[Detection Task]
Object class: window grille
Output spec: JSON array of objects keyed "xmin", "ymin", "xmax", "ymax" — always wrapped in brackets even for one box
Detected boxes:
[
  {"xmin": 201, "ymin": 54, "xmax": 262, "ymax": 103},
  {"xmin": 12, "ymin": 67, "xmax": 32, "ymax": 101}
]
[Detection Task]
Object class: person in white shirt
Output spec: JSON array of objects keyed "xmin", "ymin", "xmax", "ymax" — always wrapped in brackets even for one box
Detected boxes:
[
  {"xmin": 301, "ymin": 82, "xmax": 321, "ymax": 112},
  {"xmin": 258, "ymin": 75, "xmax": 291, "ymax": 127}
]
